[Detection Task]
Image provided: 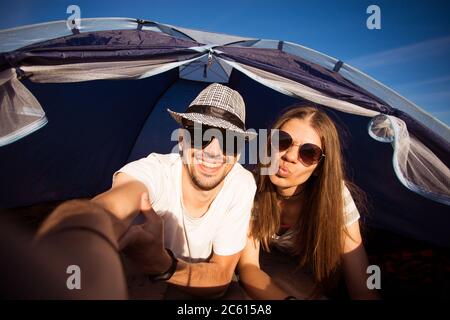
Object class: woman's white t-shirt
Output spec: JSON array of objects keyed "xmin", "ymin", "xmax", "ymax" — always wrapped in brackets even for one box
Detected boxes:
[{"xmin": 270, "ymin": 184, "xmax": 361, "ymax": 254}]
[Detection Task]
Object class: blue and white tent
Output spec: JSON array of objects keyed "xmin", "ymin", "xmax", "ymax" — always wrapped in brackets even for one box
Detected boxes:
[{"xmin": 0, "ymin": 18, "xmax": 448, "ymax": 246}]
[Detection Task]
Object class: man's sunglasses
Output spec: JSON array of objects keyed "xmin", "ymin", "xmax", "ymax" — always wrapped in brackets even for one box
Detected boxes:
[
  {"xmin": 182, "ymin": 120, "xmax": 243, "ymax": 156},
  {"xmin": 271, "ymin": 130, "xmax": 325, "ymax": 166}
]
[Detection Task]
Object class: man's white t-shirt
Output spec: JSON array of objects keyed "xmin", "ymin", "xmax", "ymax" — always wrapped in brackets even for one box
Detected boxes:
[{"xmin": 114, "ymin": 153, "xmax": 256, "ymax": 262}]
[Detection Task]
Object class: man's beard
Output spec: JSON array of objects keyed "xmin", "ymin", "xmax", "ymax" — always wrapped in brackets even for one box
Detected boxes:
[{"xmin": 188, "ymin": 165, "xmax": 227, "ymax": 191}]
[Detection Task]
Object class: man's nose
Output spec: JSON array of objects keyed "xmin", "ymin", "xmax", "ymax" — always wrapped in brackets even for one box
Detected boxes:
[{"xmin": 202, "ymin": 137, "xmax": 224, "ymax": 158}]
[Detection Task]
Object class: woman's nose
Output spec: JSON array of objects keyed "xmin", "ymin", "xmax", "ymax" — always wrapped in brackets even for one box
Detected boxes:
[{"xmin": 282, "ymin": 145, "xmax": 299, "ymax": 163}]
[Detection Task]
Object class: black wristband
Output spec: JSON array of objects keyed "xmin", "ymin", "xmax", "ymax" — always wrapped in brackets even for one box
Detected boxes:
[{"xmin": 148, "ymin": 248, "xmax": 178, "ymax": 283}]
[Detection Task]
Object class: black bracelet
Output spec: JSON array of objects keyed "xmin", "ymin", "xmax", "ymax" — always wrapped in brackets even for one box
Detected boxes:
[{"xmin": 148, "ymin": 248, "xmax": 178, "ymax": 283}]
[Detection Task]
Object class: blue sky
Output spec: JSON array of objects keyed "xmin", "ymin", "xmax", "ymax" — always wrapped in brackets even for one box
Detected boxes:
[{"xmin": 1, "ymin": 0, "xmax": 449, "ymax": 125}]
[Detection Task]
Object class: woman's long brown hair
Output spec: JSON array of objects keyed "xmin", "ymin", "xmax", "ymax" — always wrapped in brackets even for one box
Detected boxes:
[{"xmin": 251, "ymin": 105, "xmax": 361, "ymax": 295}]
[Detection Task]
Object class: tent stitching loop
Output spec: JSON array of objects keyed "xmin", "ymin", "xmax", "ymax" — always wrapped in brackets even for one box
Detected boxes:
[
  {"xmin": 15, "ymin": 67, "xmax": 30, "ymax": 81},
  {"xmin": 278, "ymin": 41, "xmax": 284, "ymax": 51},
  {"xmin": 71, "ymin": 27, "xmax": 80, "ymax": 35},
  {"xmin": 333, "ymin": 60, "xmax": 344, "ymax": 72},
  {"xmin": 136, "ymin": 19, "xmax": 153, "ymax": 30},
  {"xmin": 203, "ymin": 49, "xmax": 214, "ymax": 78}
]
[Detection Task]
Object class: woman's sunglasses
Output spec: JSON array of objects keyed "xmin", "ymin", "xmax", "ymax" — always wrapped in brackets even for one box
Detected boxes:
[{"xmin": 271, "ymin": 130, "xmax": 325, "ymax": 166}]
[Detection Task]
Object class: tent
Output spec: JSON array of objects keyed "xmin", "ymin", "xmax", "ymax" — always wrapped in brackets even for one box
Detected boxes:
[{"xmin": 0, "ymin": 18, "xmax": 449, "ymax": 252}]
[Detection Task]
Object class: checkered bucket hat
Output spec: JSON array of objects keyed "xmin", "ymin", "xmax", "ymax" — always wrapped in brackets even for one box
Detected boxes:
[{"xmin": 167, "ymin": 83, "xmax": 257, "ymax": 140}]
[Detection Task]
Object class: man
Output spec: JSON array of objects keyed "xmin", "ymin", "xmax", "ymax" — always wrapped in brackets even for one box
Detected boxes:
[{"xmin": 92, "ymin": 83, "xmax": 257, "ymax": 297}]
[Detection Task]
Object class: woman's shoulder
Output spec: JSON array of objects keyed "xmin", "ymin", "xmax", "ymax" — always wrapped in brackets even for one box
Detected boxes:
[
  {"xmin": 342, "ymin": 181, "xmax": 361, "ymax": 226},
  {"xmin": 342, "ymin": 182, "xmax": 352, "ymax": 201}
]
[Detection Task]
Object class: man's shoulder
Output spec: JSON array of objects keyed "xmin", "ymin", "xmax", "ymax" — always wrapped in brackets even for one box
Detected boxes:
[
  {"xmin": 120, "ymin": 153, "xmax": 179, "ymax": 179},
  {"xmin": 141, "ymin": 152, "xmax": 180, "ymax": 166},
  {"xmin": 227, "ymin": 162, "xmax": 257, "ymax": 189}
]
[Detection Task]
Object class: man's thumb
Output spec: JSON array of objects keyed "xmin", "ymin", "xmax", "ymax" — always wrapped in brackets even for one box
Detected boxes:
[
  {"xmin": 140, "ymin": 192, "xmax": 152, "ymax": 212},
  {"xmin": 139, "ymin": 192, "xmax": 159, "ymax": 224},
  {"xmin": 118, "ymin": 225, "xmax": 140, "ymax": 250}
]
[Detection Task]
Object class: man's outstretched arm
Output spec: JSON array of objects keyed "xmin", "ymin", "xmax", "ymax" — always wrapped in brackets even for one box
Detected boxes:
[
  {"xmin": 167, "ymin": 251, "xmax": 241, "ymax": 297},
  {"xmin": 45, "ymin": 172, "xmax": 241, "ymax": 297},
  {"xmin": 32, "ymin": 200, "xmax": 131, "ymax": 299},
  {"xmin": 91, "ymin": 172, "xmax": 148, "ymax": 224}
]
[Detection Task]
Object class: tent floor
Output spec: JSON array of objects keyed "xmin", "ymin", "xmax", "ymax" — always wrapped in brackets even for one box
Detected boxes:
[{"xmin": 1, "ymin": 201, "xmax": 449, "ymax": 300}]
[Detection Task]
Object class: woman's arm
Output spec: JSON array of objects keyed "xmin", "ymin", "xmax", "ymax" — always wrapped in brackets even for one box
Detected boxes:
[
  {"xmin": 238, "ymin": 237, "xmax": 292, "ymax": 300},
  {"xmin": 342, "ymin": 221, "xmax": 380, "ymax": 299}
]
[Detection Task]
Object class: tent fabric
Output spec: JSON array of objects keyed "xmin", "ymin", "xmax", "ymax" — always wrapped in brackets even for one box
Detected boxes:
[
  {"xmin": 19, "ymin": 57, "xmax": 203, "ymax": 82},
  {"xmin": 0, "ymin": 28, "xmax": 399, "ymax": 148},
  {"xmin": 230, "ymin": 39, "xmax": 342, "ymax": 74},
  {"xmin": 339, "ymin": 62, "xmax": 450, "ymax": 143},
  {"xmin": 228, "ymin": 39, "xmax": 450, "ymax": 143},
  {"xmin": 0, "ymin": 18, "xmax": 196, "ymax": 53},
  {"xmin": 0, "ymin": 56, "xmax": 206, "ymax": 146},
  {"xmin": 165, "ymin": 24, "xmax": 254, "ymax": 46},
  {"xmin": 218, "ymin": 46, "xmax": 391, "ymax": 113},
  {"xmin": 0, "ymin": 68, "xmax": 47, "ymax": 146},
  {"xmin": 218, "ymin": 60, "xmax": 449, "ymax": 206},
  {"xmin": 0, "ymin": 18, "xmax": 449, "ymax": 247},
  {"xmin": 1, "ymin": 18, "xmax": 446, "ymax": 139},
  {"xmin": 369, "ymin": 115, "xmax": 450, "ymax": 205},
  {"xmin": 0, "ymin": 29, "xmax": 205, "ymax": 145},
  {"xmin": 128, "ymin": 80, "xmax": 211, "ymax": 161},
  {"xmin": 0, "ymin": 18, "xmax": 447, "ymax": 141},
  {"xmin": 0, "ymin": 29, "xmax": 202, "ymax": 71},
  {"xmin": 0, "ymin": 69, "xmax": 179, "ymax": 207},
  {"xmin": 179, "ymin": 54, "xmax": 233, "ymax": 83},
  {"xmin": 219, "ymin": 60, "xmax": 379, "ymax": 117}
]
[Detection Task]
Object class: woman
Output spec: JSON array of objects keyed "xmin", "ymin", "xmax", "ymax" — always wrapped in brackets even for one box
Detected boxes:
[{"xmin": 238, "ymin": 106, "xmax": 380, "ymax": 299}]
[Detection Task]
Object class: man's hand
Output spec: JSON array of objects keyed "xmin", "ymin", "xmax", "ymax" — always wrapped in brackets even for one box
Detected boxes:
[{"xmin": 119, "ymin": 192, "xmax": 172, "ymax": 275}]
